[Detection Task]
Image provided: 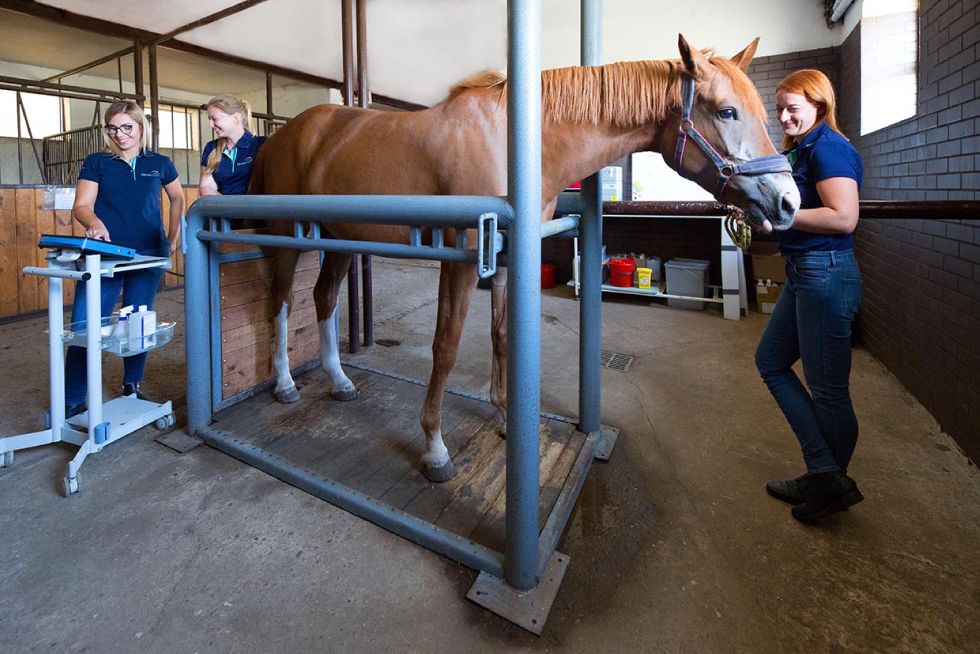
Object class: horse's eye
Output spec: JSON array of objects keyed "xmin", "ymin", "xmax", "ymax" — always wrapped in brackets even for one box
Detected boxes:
[{"xmin": 718, "ymin": 108, "xmax": 738, "ymax": 121}]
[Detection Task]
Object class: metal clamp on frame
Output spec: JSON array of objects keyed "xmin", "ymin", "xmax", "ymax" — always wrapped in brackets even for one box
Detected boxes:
[{"xmin": 477, "ymin": 211, "xmax": 500, "ymax": 279}]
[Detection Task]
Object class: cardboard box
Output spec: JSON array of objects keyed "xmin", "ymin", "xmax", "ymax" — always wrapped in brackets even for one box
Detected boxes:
[
  {"xmin": 750, "ymin": 241, "xmax": 786, "ymax": 284},
  {"xmin": 755, "ymin": 282, "xmax": 784, "ymax": 314}
]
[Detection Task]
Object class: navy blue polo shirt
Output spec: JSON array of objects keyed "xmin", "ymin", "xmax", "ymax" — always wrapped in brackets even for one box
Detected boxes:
[
  {"xmin": 201, "ymin": 131, "xmax": 267, "ymax": 195},
  {"xmin": 78, "ymin": 151, "xmax": 179, "ymax": 257},
  {"xmin": 778, "ymin": 122, "xmax": 864, "ymax": 253}
]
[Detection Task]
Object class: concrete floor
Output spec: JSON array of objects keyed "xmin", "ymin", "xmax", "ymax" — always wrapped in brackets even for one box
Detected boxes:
[{"xmin": 1, "ymin": 257, "xmax": 978, "ymax": 653}]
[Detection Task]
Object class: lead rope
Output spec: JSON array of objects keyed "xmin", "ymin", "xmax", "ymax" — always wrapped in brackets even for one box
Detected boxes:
[{"xmin": 724, "ymin": 208, "xmax": 752, "ymax": 251}]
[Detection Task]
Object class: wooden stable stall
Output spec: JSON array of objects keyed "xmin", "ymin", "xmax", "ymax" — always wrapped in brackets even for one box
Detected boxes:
[{"xmin": 0, "ymin": 185, "xmax": 196, "ymax": 321}]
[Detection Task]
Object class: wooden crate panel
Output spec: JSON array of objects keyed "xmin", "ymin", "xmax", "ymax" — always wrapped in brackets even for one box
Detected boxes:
[
  {"xmin": 0, "ymin": 189, "xmax": 19, "ymax": 318},
  {"xmin": 14, "ymin": 189, "xmax": 39, "ymax": 314},
  {"xmin": 219, "ymin": 247, "xmax": 322, "ymax": 398},
  {"xmin": 221, "ymin": 334, "xmax": 320, "ymax": 398},
  {"xmin": 220, "ymin": 267, "xmax": 318, "ymax": 310},
  {"xmin": 221, "ymin": 306, "xmax": 318, "ymax": 354}
]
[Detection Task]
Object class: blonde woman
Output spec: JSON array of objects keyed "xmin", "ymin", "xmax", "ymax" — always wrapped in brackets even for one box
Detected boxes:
[
  {"xmin": 67, "ymin": 100, "xmax": 184, "ymax": 413},
  {"xmin": 199, "ymin": 94, "xmax": 267, "ymax": 196}
]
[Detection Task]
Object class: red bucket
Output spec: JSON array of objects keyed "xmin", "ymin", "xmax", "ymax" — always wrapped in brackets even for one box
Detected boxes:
[
  {"xmin": 541, "ymin": 262, "xmax": 557, "ymax": 289},
  {"xmin": 608, "ymin": 257, "xmax": 636, "ymax": 287}
]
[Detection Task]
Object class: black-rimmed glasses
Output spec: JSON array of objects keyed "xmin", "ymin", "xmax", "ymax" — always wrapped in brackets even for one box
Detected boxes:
[{"xmin": 105, "ymin": 123, "xmax": 136, "ymax": 136}]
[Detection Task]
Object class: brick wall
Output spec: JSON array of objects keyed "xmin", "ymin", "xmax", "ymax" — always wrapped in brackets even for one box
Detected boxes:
[{"xmin": 846, "ymin": 0, "xmax": 980, "ymax": 462}]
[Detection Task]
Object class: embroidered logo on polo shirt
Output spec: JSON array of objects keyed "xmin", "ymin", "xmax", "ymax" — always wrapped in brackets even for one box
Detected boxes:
[
  {"xmin": 239, "ymin": 157, "xmax": 254, "ymax": 165},
  {"xmin": 140, "ymin": 171, "xmax": 161, "ymax": 177}
]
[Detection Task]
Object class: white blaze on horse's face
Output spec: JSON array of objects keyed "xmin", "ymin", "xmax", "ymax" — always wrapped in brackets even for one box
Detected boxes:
[{"xmin": 671, "ymin": 36, "xmax": 800, "ymax": 232}]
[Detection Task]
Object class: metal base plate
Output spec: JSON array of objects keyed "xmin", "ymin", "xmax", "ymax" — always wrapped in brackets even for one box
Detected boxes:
[
  {"xmin": 466, "ymin": 552, "xmax": 570, "ymax": 635},
  {"xmin": 594, "ymin": 424, "xmax": 619, "ymax": 461},
  {"xmin": 156, "ymin": 429, "xmax": 203, "ymax": 454}
]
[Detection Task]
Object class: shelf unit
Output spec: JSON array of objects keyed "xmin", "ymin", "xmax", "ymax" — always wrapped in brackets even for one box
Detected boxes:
[{"xmin": 567, "ymin": 216, "xmax": 748, "ymax": 319}]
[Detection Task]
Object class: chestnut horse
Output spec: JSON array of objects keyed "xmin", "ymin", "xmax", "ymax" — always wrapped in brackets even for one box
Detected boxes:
[{"xmin": 249, "ymin": 36, "xmax": 799, "ymax": 482}]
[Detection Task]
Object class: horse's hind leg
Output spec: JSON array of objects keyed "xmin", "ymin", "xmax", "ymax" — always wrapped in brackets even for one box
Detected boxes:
[
  {"xmin": 271, "ymin": 248, "xmax": 302, "ymax": 403},
  {"xmin": 419, "ymin": 261, "xmax": 478, "ymax": 482},
  {"xmin": 314, "ymin": 253, "xmax": 358, "ymax": 400},
  {"xmin": 489, "ymin": 268, "xmax": 507, "ymax": 436}
]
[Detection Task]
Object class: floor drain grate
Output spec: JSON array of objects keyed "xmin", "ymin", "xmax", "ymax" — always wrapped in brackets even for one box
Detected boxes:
[{"xmin": 600, "ymin": 350, "xmax": 634, "ymax": 372}]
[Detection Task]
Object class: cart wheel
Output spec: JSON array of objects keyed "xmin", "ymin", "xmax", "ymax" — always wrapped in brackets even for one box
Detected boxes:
[
  {"xmin": 1, "ymin": 451, "xmax": 13, "ymax": 467},
  {"xmin": 155, "ymin": 414, "xmax": 176, "ymax": 430},
  {"xmin": 62, "ymin": 475, "xmax": 79, "ymax": 497}
]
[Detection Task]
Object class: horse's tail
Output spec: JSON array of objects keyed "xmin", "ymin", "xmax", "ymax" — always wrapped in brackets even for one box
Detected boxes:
[{"xmin": 248, "ymin": 138, "xmax": 267, "ymax": 195}]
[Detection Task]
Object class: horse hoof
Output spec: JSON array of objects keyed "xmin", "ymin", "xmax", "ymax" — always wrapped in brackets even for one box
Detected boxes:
[
  {"xmin": 274, "ymin": 386, "xmax": 301, "ymax": 404},
  {"xmin": 331, "ymin": 387, "xmax": 359, "ymax": 402},
  {"xmin": 422, "ymin": 460, "xmax": 457, "ymax": 483}
]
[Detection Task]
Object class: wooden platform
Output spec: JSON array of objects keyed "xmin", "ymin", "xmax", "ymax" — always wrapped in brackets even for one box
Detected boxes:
[{"xmin": 209, "ymin": 366, "xmax": 587, "ymax": 553}]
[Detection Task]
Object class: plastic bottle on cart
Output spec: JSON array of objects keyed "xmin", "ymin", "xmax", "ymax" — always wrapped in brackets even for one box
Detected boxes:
[
  {"xmin": 128, "ymin": 304, "xmax": 157, "ymax": 350},
  {"xmin": 111, "ymin": 306, "xmax": 133, "ymax": 351}
]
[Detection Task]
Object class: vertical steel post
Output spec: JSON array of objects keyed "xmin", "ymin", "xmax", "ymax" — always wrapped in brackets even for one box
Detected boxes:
[
  {"xmin": 133, "ymin": 43, "xmax": 144, "ymax": 107},
  {"xmin": 356, "ymin": 0, "xmax": 374, "ymax": 348},
  {"xmin": 578, "ymin": 0, "xmax": 603, "ymax": 435},
  {"xmin": 505, "ymin": 0, "xmax": 542, "ymax": 592},
  {"xmin": 148, "ymin": 45, "xmax": 159, "ymax": 152},
  {"xmin": 341, "ymin": 0, "xmax": 360, "ymax": 353},
  {"xmin": 185, "ymin": 210, "xmax": 211, "ymax": 433}
]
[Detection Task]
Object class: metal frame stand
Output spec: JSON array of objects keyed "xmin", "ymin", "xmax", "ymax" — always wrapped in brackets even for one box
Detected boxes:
[
  {"xmin": 0, "ymin": 249, "xmax": 176, "ymax": 496},
  {"xmin": 182, "ymin": 0, "xmax": 615, "ymax": 634}
]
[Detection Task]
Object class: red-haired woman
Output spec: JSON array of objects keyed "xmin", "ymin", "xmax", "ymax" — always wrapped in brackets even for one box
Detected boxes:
[{"xmin": 755, "ymin": 69, "xmax": 865, "ymax": 523}]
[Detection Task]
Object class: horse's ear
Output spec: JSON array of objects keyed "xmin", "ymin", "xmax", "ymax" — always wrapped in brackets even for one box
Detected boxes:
[
  {"xmin": 678, "ymin": 34, "xmax": 712, "ymax": 80},
  {"xmin": 730, "ymin": 37, "xmax": 760, "ymax": 72}
]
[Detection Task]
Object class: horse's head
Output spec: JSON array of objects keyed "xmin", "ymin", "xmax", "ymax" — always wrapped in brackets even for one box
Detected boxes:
[{"xmin": 662, "ymin": 35, "xmax": 799, "ymax": 232}]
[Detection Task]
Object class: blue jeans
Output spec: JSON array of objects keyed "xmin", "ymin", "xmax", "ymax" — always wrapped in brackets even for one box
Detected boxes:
[
  {"xmin": 754, "ymin": 249, "xmax": 863, "ymax": 474},
  {"xmin": 64, "ymin": 267, "xmax": 164, "ymax": 407}
]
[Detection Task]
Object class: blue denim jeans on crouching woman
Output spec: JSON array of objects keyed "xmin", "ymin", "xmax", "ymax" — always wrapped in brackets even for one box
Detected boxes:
[
  {"xmin": 754, "ymin": 249, "xmax": 863, "ymax": 474},
  {"xmin": 64, "ymin": 266, "xmax": 164, "ymax": 408}
]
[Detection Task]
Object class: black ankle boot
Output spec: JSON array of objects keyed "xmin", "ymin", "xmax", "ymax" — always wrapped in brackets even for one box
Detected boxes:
[
  {"xmin": 122, "ymin": 382, "xmax": 150, "ymax": 401},
  {"xmin": 65, "ymin": 402, "xmax": 86, "ymax": 419},
  {"xmin": 766, "ymin": 474, "xmax": 808, "ymax": 505},
  {"xmin": 791, "ymin": 471, "xmax": 863, "ymax": 523}
]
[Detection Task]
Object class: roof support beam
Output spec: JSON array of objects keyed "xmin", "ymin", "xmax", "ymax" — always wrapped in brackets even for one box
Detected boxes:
[
  {"xmin": 143, "ymin": 0, "xmax": 273, "ymax": 47},
  {"xmin": 0, "ymin": 0, "xmax": 425, "ymax": 111},
  {"xmin": 41, "ymin": 45, "xmax": 134, "ymax": 82}
]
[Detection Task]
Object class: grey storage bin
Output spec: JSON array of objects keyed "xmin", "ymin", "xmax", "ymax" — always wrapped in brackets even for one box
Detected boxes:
[
  {"xmin": 665, "ymin": 258, "xmax": 710, "ymax": 310},
  {"xmin": 646, "ymin": 255, "xmax": 663, "ymax": 282}
]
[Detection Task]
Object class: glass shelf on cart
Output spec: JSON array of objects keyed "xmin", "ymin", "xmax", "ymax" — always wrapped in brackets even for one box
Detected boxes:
[{"xmin": 57, "ymin": 315, "xmax": 176, "ymax": 357}]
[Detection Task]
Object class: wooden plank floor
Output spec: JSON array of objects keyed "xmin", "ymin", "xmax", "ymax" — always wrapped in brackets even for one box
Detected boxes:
[{"xmin": 211, "ymin": 367, "xmax": 587, "ymax": 553}]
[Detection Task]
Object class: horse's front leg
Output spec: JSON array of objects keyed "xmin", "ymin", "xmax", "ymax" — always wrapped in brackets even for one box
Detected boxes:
[
  {"xmin": 314, "ymin": 253, "xmax": 358, "ymax": 400},
  {"xmin": 489, "ymin": 268, "xmax": 507, "ymax": 436},
  {"xmin": 419, "ymin": 261, "xmax": 478, "ymax": 482},
  {"xmin": 271, "ymin": 248, "xmax": 302, "ymax": 403}
]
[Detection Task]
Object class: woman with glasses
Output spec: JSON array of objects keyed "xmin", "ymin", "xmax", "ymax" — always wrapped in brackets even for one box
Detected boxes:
[
  {"xmin": 755, "ymin": 69, "xmax": 865, "ymax": 523},
  {"xmin": 199, "ymin": 94, "xmax": 267, "ymax": 197},
  {"xmin": 66, "ymin": 100, "xmax": 184, "ymax": 415}
]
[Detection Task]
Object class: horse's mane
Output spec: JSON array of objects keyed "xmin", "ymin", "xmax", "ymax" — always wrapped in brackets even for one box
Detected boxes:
[{"xmin": 449, "ymin": 54, "xmax": 767, "ymax": 128}]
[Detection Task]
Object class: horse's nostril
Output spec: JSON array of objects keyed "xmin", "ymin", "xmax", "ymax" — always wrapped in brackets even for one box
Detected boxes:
[{"xmin": 781, "ymin": 191, "xmax": 800, "ymax": 217}]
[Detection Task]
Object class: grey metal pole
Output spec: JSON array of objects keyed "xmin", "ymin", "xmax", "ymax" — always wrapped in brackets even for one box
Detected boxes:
[
  {"xmin": 185, "ymin": 209, "xmax": 211, "ymax": 433},
  {"xmin": 578, "ymin": 0, "xmax": 603, "ymax": 434},
  {"xmin": 149, "ymin": 44, "xmax": 159, "ymax": 151},
  {"xmin": 133, "ymin": 43, "xmax": 144, "ymax": 107},
  {"xmin": 356, "ymin": 0, "xmax": 374, "ymax": 348},
  {"xmin": 505, "ymin": 0, "xmax": 542, "ymax": 592}
]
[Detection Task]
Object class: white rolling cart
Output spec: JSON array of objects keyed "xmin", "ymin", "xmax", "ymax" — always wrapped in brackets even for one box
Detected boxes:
[{"xmin": 0, "ymin": 238, "xmax": 176, "ymax": 496}]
